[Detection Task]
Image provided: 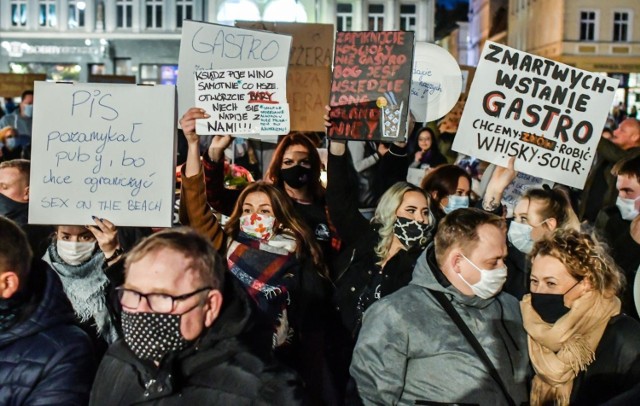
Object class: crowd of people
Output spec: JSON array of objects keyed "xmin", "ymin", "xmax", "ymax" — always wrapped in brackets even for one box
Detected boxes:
[{"xmin": 1, "ymin": 87, "xmax": 640, "ymax": 406}]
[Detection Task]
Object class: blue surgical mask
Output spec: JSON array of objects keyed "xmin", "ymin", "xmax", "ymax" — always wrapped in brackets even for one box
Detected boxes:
[
  {"xmin": 507, "ymin": 221, "xmax": 534, "ymax": 254},
  {"xmin": 23, "ymin": 104, "xmax": 33, "ymax": 118},
  {"xmin": 616, "ymin": 196, "xmax": 640, "ymax": 221},
  {"xmin": 443, "ymin": 195, "xmax": 469, "ymax": 214},
  {"xmin": 5, "ymin": 138, "xmax": 17, "ymax": 150}
]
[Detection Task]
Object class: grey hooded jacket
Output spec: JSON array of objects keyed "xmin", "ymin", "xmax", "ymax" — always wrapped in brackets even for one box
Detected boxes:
[{"xmin": 350, "ymin": 246, "xmax": 529, "ymax": 406}]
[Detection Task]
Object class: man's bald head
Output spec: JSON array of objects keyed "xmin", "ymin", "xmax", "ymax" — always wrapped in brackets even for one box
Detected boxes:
[{"xmin": 612, "ymin": 118, "xmax": 640, "ymax": 150}]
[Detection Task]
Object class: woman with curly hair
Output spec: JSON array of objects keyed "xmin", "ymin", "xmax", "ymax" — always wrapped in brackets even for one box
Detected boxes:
[
  {"xmin": 522, "ymin": 229, "xmax": 640, "ymax": 405},
  {"xmin": 481, "ymin": 159, "xmax": 581, "ymax": 298}
]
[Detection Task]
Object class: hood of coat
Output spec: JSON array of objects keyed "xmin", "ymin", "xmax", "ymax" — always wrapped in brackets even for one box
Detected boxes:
[
  {"xmin": 0, "ymin": 261, "xmax": 77, "ymax": 347},
  {"xmin": 410, "ymin": 243, "xmax": 497, "ymax": 309}
]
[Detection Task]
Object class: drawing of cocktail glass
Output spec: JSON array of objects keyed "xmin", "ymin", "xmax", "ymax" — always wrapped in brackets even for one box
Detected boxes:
[{"xmin": 380, "ymin": 101, "xmax": 403, "ymax": 138}]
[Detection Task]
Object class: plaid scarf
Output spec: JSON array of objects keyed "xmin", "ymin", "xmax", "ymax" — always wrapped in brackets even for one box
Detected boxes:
[{"xmin": 227, "ymin": 233, "xmax": 299, "ymax": 327}]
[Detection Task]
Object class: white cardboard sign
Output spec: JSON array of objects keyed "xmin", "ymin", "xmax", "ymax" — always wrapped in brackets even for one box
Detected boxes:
[
  {"xmin": 452, "ymin": 41, "xmax": 618, "ymax": 189},
  {"xmin": 409, "ymin": 42, "xmax": 462, "ymax": 123},
  {"xmin": 194, "ymin": 67, "xmax": 290, "ymax": 136},
  {"xmin": 177, "ymin": 20, "xmax": 292, "ymax": 122},
  {"xmin": 29, "ymin": 82, "xmax": 176, "ymax": 227}
]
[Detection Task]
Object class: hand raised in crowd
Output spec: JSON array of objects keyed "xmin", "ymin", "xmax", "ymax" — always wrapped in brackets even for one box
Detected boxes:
[
  {"xmin": 86, "ymin": 217, "xmax": 120, "ymax": 262},
  {"xmin": 414, "ymin": 150, "xmax": 424, "ymax": 162},
  {"xmin": 489, "ymin": 156, "xmax": 517, "ymax": 192},
  {"xmin": 207, "ymin": 135, "xmax": 233, "ymax": 163},
  {"xmin": 180, "ymin": 107, "xmax": 210, "ymax": 146},
  {"xmin": 483, "ymin": 156, "xmax": 517, "ymax": 213},
  {"xmin": 323, "ymin": 105, "xmax": 332, "ymax": 130},
  {"xmin": 378, "ymin": 143, "xmax": 389, "ymax": 156}
]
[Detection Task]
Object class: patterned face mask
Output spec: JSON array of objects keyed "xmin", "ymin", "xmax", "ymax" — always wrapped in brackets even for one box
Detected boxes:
[
  {"xmin": 240, "ymin": 213, "xmax": 276, "ymax": 240},
  {"xmin": 393, "ymin": 216, "xmax": 432, "ymax": 249},
  {"xmin": 121, "ymin": 311, "xmax": 191, "ymax": 363}
]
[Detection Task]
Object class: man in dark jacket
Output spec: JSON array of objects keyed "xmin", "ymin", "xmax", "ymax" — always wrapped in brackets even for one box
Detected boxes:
[
  {"xmin": 0, "ymin": 217, "xmax": 95, "ymax": 405},
  {"xmin": 89, "ymin": 228, "xmax": 304, "ymax": 405},
  {"xmin": 0, "ymin": 159, "xmax": 52, "ymax": 256},
  {"xmin": 596, "ymin": 154, "xmax": 640, "ymax": 319},
  {"xmin": 579, "ymin": 119, "xmax": 640, "ymax": 222}
]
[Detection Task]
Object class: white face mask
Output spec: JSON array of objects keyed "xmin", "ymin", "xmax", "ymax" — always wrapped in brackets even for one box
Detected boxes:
[
  {"xmin": 616, "ymin": 196, "xmax": 640, "ymax": 221},
  {"xmin": 457, "ymin": 254, "xmax": 508, "ymax": 299},
  {"xmin": 56, "ymin": 240, "xmax": 96, "ymax": 265},
  {"xmin": 443, "ymin": 195, "xmax": 469, "ymax": 214},
  {"xmin": 507, "ymin": 221, "xmax": 534, "ymax": 254}
]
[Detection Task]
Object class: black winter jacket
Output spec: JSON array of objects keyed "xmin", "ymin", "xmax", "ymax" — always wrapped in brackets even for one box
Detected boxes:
[
  {"xmin": 0, "ymin": 262, "xmax": 95, "ymax": 405},
  {"xmin": 89, "ymin": 277, "xmax": 305, "ymax": 405},
  {"xmin": 328, "ymin": 146, "xmax": 428, "ymax": 335},
  {"xmin": 571, "ymin": 314, "xmax": 640, "ymax": 405},
  {"xmin": 595, "ymin": 206, "xmax": 640, "ymax": 319}
]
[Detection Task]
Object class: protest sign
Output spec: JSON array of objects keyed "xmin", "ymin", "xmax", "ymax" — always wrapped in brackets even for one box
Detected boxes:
[
  {"xmin": 28, "ymin": 82, "xmax": 176, "ymax": 227},
  {"xmin": 194, "ymin": 67, "xmax": 289, "ymax": 136},
  {"xmin": 236, "ymin": 21, "xmax": 333, "ymax": 132},
  {"xmin": 177, "ymin": 20, "xmax": 292, "ymax": 122},
  {"xmin": 328, "ymin": 31, "xmax": 414, "ymax": 141},
  {"xmin": 409, "ymin": 43, "xmax": 462, "ymax": 123},
  {"xmin": 452, "ymin": 41, "xmax": 618, "ymax": 189},
  {"xmin": 496, "ymin": 168, "xmax": 552, "ymax": 217}
]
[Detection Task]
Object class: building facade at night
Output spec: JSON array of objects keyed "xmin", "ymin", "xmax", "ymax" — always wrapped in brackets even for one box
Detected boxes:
[
  {"xmin": 0, "ymin": 0, "xmax": 435, "ymax": 83},
  {"xmin": 508, "ymin": 0, "xmax": 640, "ymax": 111}
]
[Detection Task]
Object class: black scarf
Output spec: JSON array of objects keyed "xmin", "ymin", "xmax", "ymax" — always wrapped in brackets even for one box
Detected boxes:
[
  {"xmin": 0, "ymin": 193, "xmax": 28, "ymax": 225},
  {"xmin": 0, "ymin": 294, "xmax": 27, "ymax": 332}
]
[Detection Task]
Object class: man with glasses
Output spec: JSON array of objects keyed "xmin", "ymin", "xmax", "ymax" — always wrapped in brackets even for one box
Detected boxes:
[{"xmin": 89, "ymin": 228, "xmax": 304, "ymax": 405}]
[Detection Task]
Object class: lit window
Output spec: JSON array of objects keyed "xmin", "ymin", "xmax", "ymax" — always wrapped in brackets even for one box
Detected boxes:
[
  {"xmin": 39, "ymin": 0, "xmax": 57, "ymax": 27},
  {"xmin": 613, "ymin": 11, "xmax": 630, "ymax": 42},
  {"xmin": 579, "ymin": 10, "xmax": 597, "ymax": 41},
  {"xmin": 368, "ymin": 4, "xmax": 384, "ymax": 31},
  {"xmin": 68, "ymin": 0, "xmax": 86, "ymax": 28},
  {"xmin": 337, "ymin": 3, "xmax": 352, "ymax": 32},
  {"xmin": 176, "ymin": 0, "xmax": 194, "ymax": 28},
  {"xmin": 10, "ymin": 0, "xmax": 27, "ymax": 27}
]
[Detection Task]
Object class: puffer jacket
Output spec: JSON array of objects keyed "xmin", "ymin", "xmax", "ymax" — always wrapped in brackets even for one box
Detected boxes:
[
  {"xmin": 89, "ymin": 277, "xmax": 305, "ymax": 405},
  {"xmin": 0, "ymin": 261, "xmax": 96, "ymax": 405},
  {"xmin": 350, "ymin": 245, "xmax": 529, "ymax": 406}
]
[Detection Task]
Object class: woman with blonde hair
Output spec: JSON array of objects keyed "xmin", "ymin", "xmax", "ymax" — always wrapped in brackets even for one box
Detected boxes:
[
  {"xmin": 522, "ymin": 229, "xmax": 640, "ymax": 405},
  {"xmin": 481, "ymin": 159, "xmax": 581, "ymax": 298},
  {"xmin": 0, "ymin": 126, "xmax": 23, "ymax": 162},
  {"xmin": 328, "ymin": 140, "xmax": 434, "ymax": 336}
]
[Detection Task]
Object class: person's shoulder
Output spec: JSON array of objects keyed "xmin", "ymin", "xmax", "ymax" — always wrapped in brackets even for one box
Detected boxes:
[
  {"xmin": 606, "ymin": 314, "xmax": 640, "ymax": 340},
  {"xmin": 496, "ymin": 291, "xmax": 523, "ymax": 318}
]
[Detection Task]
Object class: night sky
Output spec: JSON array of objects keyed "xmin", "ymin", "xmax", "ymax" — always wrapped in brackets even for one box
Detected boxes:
[{"xmin": 438, "ymin": 0, "xmax": 469, "ymax": 9}]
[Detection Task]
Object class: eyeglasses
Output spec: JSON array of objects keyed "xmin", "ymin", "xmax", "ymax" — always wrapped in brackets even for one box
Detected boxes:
[{"xmin": 116, "ymin": 286, "xmax": 213, "ymax": 314}]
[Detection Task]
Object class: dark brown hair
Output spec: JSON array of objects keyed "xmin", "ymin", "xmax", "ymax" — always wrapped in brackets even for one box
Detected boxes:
[
  {"xmin": 225, "ymin": 181, "xmax": 326, "ymax": 275},
  {"xmin": 265, "ymin": 133, "xmax": 325, "ymax": 201}
]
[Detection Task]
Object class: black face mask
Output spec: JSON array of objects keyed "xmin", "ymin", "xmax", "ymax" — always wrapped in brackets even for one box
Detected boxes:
[
  {"xmin": 530, "ymin": 281, "xmax": 581, "ymax": 324},
  {"xmin": 280, "ymin": 165, "xmax": 311, "ymax": 189},
  {"xmin": 393, "ymin": 217, "xmax": 432, "ymax": 249},
  {"xmin": 121, "ymin": 311, "xmax": 192, "ymax": 362}
]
